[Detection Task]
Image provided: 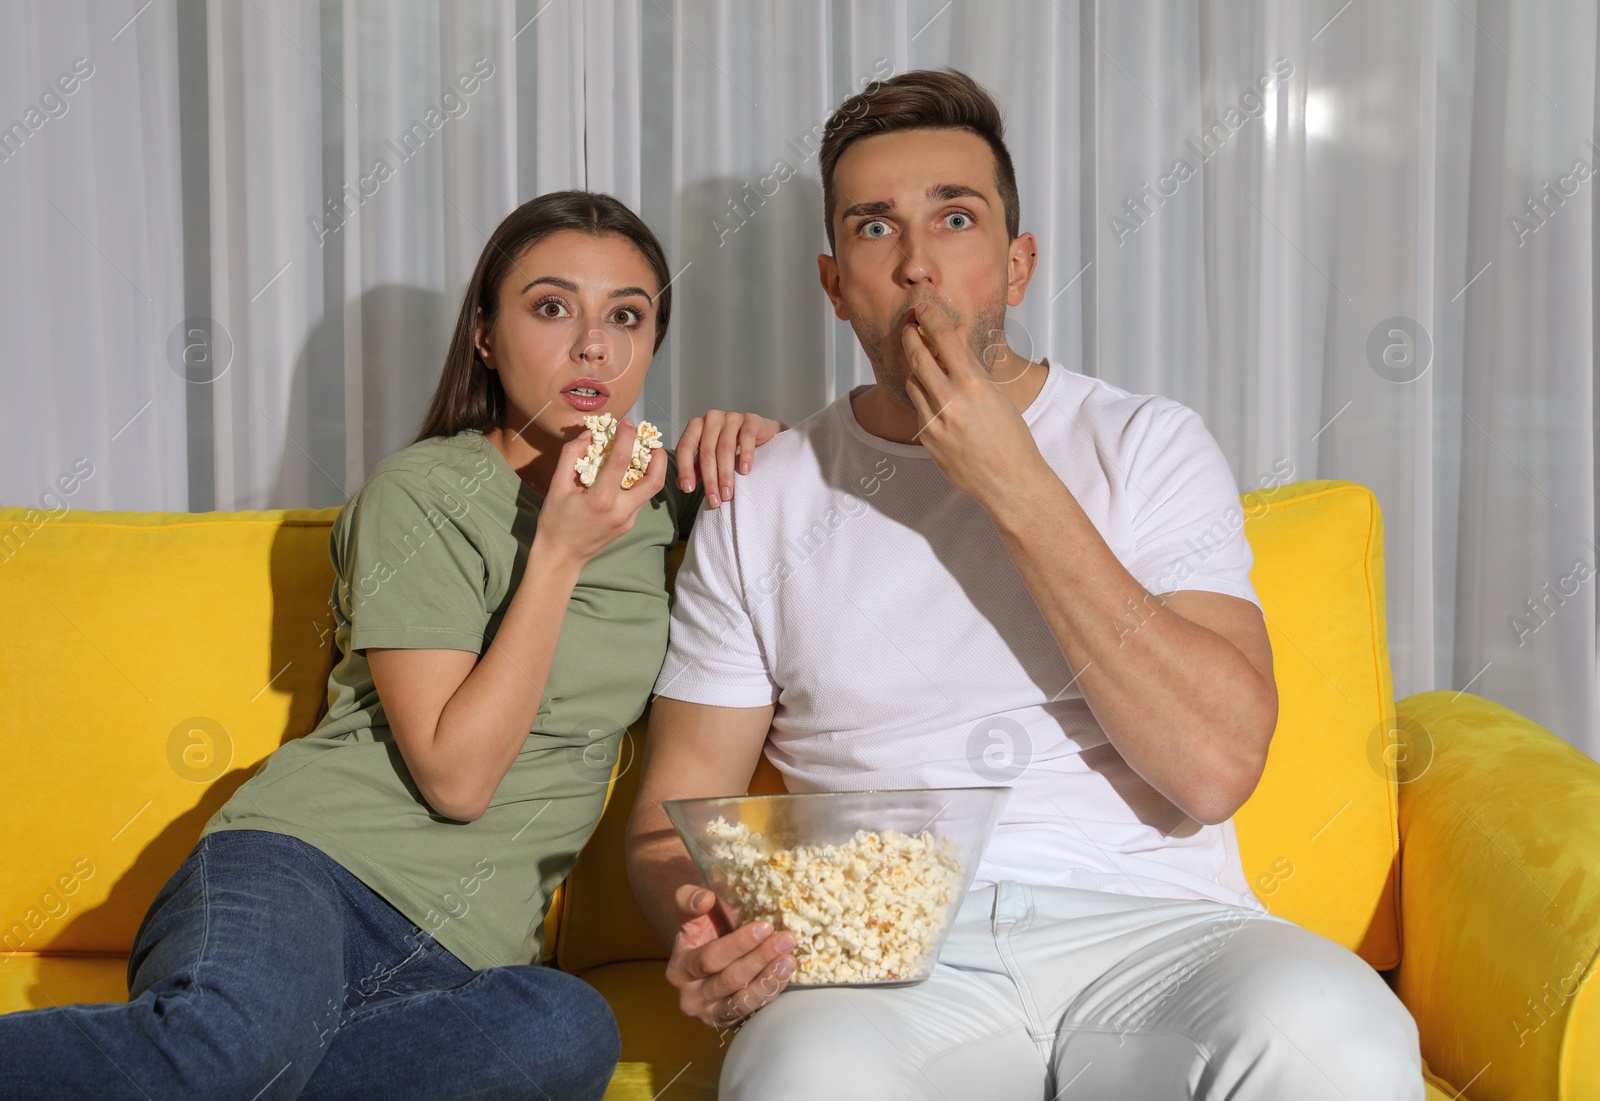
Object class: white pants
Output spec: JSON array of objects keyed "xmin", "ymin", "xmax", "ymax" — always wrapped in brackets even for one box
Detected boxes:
[{"xmin": 721, "ymin": 882, "xmax": 1424, "ymax": 1100}]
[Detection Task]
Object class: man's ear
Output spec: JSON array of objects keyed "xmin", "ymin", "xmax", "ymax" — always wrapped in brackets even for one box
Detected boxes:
[
  {"xmin": 1005, "ymin": 231, "xmax": 1040, "ymax": 308},
  {"xmin": 817, "ymin": 253, "xmax": 850, "ymax": 320},
  {"xmin": 473, "ymin": 306, "xmax": 495, "ymax": 370}
]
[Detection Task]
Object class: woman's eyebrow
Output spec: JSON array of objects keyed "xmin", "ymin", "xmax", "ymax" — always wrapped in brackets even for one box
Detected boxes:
[
  {"xmin": 521, "ymin": 275, "xmax": 579, "ymax": 294},
  {"xmin": 517, "ymin": 276, "xmax": 653, "ymax": 300}
]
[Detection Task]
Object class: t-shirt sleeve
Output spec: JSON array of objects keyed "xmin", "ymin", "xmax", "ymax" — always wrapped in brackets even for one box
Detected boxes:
[
  {"xmin": 652, "ymin": 496, "xmax": 779, "ymax": 706},
  {"xmin": 1120, "ymin": 402, "xmax": 1263, "ymax": 609},
  {"xmin": 334, "ymin": 469, "xmax": 490, "ymax": 653}
]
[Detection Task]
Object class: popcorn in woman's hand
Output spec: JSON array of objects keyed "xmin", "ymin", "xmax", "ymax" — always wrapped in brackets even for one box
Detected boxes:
[
  {"xmin": 574, "ymin": 414, "xmax": 663, "ymax": 489},
  {"xmin": 703, "ymin": 816, "xmax": 964, "ymax": 984}
]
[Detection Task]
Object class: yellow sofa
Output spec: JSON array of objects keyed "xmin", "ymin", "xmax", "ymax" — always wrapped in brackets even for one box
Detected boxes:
[{"xmin": 1, "ymin": 480, "xmax": 1595, "ymax": 1100}]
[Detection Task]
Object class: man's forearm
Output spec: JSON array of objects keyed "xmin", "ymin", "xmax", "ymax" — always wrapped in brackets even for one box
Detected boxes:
[
  {"xmin": 626, "ymin": 803, "xmax": 708, "ymax": 950},
  {"xmin": 983, "ymin": 467, "xmax": 1275, "ymax": 824}
]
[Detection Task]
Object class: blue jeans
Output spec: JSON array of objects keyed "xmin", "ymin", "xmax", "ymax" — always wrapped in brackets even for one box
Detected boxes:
[{"xmin": 0, "ymin": 829, "xmax": 620, "ymax": 1100}]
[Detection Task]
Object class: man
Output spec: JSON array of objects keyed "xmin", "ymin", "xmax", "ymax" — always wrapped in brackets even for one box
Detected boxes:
[{"xmin": 625, "ymin": 68, "xmax": 1423, "ymax": 1099}]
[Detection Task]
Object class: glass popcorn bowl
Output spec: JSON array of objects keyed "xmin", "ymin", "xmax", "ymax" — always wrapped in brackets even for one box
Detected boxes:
[{"xmin": 663, "ymin": 787, "xmax": 1009, "ymax": 988}]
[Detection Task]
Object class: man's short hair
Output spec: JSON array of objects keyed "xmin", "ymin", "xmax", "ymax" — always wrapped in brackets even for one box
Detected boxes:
[{"xmin": 818, "ymin": 68, "xmax": 1021, "ymax": 252}]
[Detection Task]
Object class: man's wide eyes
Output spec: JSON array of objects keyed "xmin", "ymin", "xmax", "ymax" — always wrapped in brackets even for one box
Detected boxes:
[{"xmin": 858, "ymin": 213, "xmax": 973, "ymax": 237}]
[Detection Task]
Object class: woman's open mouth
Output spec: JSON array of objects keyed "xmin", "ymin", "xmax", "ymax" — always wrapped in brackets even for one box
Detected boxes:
[{"xmin": 561, "ymin": 380, "xmax": 610, "ymax": 411}]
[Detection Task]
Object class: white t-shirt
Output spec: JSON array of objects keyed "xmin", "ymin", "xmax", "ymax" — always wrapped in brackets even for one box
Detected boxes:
[{"xmin": 654, "ymin": 359, "xmax": 1267, "ymax": 913}]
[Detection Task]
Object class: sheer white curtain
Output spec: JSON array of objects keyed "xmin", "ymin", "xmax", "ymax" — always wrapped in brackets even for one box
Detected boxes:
[{"xmin": 1, "ymin": 0, "xmax": 1594, "ymax": 757}]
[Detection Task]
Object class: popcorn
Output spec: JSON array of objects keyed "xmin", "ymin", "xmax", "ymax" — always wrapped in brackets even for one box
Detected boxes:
[
  {"xmin": 702, "ymin": 816, "xmax": 964, "ymax": 985},
  {"xmin": 574, "ymin": 413, "xmax": 663, "ymax": 489}
]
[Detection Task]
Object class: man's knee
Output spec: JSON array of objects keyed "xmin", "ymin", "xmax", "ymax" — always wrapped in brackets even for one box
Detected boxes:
[
  {"xmin": 719, "ymin": 992, "xmax": 910, "ymax": 1101},
  {"xmin": 1220, "ymin": 940, "xmax": 1423, "ymax": 1100}
]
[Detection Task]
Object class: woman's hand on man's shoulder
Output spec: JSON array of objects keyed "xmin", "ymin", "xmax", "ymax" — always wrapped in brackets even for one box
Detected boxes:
[{"xmin": 674, "ymin": 411, "xmax": 786, "ymax": 509}]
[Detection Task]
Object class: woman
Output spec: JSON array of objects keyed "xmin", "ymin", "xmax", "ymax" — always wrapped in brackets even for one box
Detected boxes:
[{"xmin": 0, "ymin": 191, "xmax": 782, "ymax": 1100}]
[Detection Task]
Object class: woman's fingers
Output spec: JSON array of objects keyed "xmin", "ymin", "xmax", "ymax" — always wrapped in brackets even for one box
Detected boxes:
[
  {"xmin": 605, "ymin": 419, "xmax": 639, "ymax": 489},
  {"xmin": 675, "ymin": 418, "xmax": 704, "ymax": 492},
  {"xmin": 634, "ymin": 442, "xmax": 670, "ymax": 498},
  {"xmin": 735, "ymin": 416, "xmax": 764, "ymax": 476},
  {"xmin": 546, "ymin": 430, "xmax": 594, "ymax": 499},
  {"xmin": 697, "ymin": 410, "xmax": 727, "ymax": 507},
  {"xmin": 715, "ymin": 416, "xmax": 741, "ymax": 501}
]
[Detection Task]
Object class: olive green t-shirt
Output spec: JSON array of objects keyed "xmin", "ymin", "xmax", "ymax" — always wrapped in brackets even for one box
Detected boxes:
[{"xmin": 202, "ymin": 428, "xmax": 703, "ymax": 970}]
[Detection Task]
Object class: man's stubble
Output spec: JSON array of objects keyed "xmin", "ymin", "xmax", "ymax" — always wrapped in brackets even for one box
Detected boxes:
[{"xmin": 850, "ymin": 284, "xmax": 1010, "ymax": 411}]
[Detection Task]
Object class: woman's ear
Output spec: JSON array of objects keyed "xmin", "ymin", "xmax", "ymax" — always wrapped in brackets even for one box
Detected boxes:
[{"xmin": 473, "ymin": 306, "xmax": 494, "ymax": 370}]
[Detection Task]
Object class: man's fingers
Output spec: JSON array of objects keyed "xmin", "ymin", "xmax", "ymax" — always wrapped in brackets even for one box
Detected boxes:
[
  {"xmin": 710, "ymin": 953, "xmax": 795, "ymax": 1028},
  {"xmin": 905, "ymin": 369, "xmax": 938, "ymax": 431},
  {"xmin": 690, "ymin": 919, "xmax": 779, "ymax": 979},
  {"xmin": 675, "ymin": 883, "xmax": 717, "ymax": 917},
  {"xmin": 741, "ymin": 954, "xmax": 797, "ymax": 1008},
  {"xmin": 911, "ymin": 302, "xmax": 983, "ymax": 386},
  {"xmin": 701, "ymin": 930, "xmax": 796, "ymax": 1001},
  {"xmin": 901, "ymin": 322, "xmax": 954, "ymax": 406}
]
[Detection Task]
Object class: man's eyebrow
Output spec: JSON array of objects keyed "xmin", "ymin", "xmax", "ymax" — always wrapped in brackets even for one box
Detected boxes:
[
  {"xmin": 518, "ymin": 276, "xmax": 653, "ymax": 300},
  {"xmin": 839, "ymin": 199, "xmax": 895, "ymax": 221},
  {"xmin": 838, "ymin": 186, "xmax": 991, "ymax": 222},
  {"xmin": 929, "ymin": 183, "xmax": 990, "ymax": 205}
]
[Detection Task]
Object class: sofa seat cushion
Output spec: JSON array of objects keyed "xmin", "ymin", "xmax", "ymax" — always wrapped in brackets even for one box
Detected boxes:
[
  {"xmin": 0, "ymin": 954, "xmax": 128, "ymax": 1014},
  {"xmin": 581, "ymin": 960, "xmax": 723, "ymax": 1100}
]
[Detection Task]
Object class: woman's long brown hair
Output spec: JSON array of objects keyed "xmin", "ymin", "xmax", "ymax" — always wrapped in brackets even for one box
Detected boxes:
[{"xmin": 412, "ymin": 191, "xmax": 673, "ymax": 444}]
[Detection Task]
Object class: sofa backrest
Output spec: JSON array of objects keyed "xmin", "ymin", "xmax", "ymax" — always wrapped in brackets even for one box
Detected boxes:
[
  {"xmin": 0, "ymin": 507, "xmax": 344, "ymax": 963},
  {"xmin": 556, "ymin": 479, "xmax": 1403, "ymax": 973},
  {"xmin": 0, "ymin": 479, "xmax": 1400, "ymax": 974}
]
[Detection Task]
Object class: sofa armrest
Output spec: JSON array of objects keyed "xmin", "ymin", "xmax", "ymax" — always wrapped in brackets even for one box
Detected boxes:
[{"xmin": 1393, "ymin": 691, "xmax": 1600, "ymax": 1101}]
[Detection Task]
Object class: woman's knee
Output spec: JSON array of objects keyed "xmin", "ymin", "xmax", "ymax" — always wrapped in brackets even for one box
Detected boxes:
[
  {"xmin": 92, "ymin": 991, "xmax": 317, "ymax": 1099},
  {"xmin": 479, "ymin": 967, "xmax": 621, "ymax": 1096}
]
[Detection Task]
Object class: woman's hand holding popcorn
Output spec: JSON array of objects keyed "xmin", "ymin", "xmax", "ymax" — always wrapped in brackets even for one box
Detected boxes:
[
  {"xmin": 665, "ymin": 883, "xmax": 797, "ymax": 1029},
  {"xmin": 532, "ymin": 418, "xmax": 668, "ymax": 573}
]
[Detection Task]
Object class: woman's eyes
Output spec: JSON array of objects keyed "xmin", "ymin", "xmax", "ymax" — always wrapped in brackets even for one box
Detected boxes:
[{"xmin": 531, "ymin": 298, "xmax": 643, "ymax": 328}]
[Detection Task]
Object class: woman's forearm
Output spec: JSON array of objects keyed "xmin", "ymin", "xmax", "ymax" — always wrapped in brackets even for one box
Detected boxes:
[{"xmin": 426, "ymin": 541, "xmax": 583, "ymax": 818}]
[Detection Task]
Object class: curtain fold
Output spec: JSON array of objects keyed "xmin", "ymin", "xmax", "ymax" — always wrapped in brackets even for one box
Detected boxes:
[{"xmin": 0, "ymin": 0, "xmax": 1594, "ymax": 756}]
